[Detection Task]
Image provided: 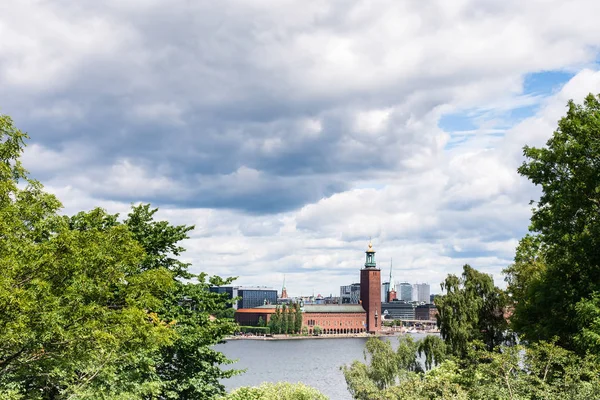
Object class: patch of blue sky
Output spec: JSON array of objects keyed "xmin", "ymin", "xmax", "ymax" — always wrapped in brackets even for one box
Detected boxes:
[
  {"xmin": 441, "ymin": 69, "xmax": 575, "ymax": 151},
  {"xmin": 445, "ymin": 247, "xmax": 499, "ymax": 259},
  {"xmin": 522, "ymin": 70, "xmax": 575, "ymax": 95},
  {"xmin": 438, "ymin": 113, "xmax": 479, "ymax": 132}
]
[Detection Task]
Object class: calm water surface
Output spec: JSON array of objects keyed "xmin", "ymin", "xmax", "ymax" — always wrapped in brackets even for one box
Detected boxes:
[{"xmin": 216, "ymin": 333, "xmax": 432, "ymax": 400}]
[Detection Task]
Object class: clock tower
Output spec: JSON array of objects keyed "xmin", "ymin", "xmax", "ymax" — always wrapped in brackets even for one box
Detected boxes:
[{"xmin": 360, "ymin": 241, "xmax": 381, "ymax": 334}]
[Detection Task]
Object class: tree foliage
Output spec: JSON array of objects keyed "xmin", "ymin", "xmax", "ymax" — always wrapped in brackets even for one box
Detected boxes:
[
  {"xmin": 343, "ymin": 337, "xmax": 600, "ymax": 400},
  {"xmin": 508, "ymin": 93, "xmax": 600, "ymax": 352},
  {"xmin": 294, "ymin": 303, "xmax": 303, "ymax": 333},
  {"xmin": 341, "ymin": 337, "xmax": 422, "ymax": 399},
  {"xmin": 220, "ymin": 382, "xmax": 328, "ymax": 400},
  {"xmin": 436, "ymin": 265, "xmax": 511, "ymax": 357},
  {"xmin": 0, "ymin": 114, "xmax": 237, "ymax": 399}
]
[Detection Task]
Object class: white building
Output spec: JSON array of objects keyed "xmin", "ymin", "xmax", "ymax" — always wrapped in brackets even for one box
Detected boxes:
[{"xmin": 412, "ymin": 283, "xmax": 431, "ymax": 303}]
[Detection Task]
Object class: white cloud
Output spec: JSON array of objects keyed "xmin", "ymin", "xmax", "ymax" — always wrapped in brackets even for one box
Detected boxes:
[{"xmin": 3, "ymin": 1, "xmax": 600, "ymax": 296}]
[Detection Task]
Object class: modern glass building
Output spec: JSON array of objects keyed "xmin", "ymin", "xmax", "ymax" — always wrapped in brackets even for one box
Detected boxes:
[
  {"xmin": 412, "ymin": 283, "xmax": 431, "ymax": 303},
  {"xmin": 340, "ymin": 283, "xmax": 361, "ymax": 304},
  {"xmin": 397, "ymin": 282, "xmax": 412, "ymax": 302},
  {"xmin": 381, "ymin": 301, "xmax": 415, "ymax": 320},
  {"xmin": 236, "ymin": 287, "xmax": 278, "ymax": 309},
  {"xmin": 381, "ymin": 281, "xmax": 390, "ymax": 303},
  {"xmin": 209, "ymin": 286, "xmax": 277, "ymax": 309}
]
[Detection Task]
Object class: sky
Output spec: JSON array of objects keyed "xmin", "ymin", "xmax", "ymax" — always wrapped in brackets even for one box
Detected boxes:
[{"xmin": 2, "ymin": 0, "xmax": 600, "ymax": 296}]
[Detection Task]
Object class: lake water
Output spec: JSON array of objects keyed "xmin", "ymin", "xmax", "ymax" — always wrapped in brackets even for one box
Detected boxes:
[{"xmin": 216, "ymin": 333, "xmax": 432, "ymax": 400}]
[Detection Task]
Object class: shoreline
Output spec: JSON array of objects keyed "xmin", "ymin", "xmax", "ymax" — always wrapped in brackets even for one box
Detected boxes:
[{"xmin": 225, "ymin": 330, "xmax": 440, "ymax": 341}]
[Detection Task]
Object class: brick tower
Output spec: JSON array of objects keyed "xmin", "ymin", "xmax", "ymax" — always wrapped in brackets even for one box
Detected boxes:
[{"xmin": 360, "ymin": 241, "xmax": 381, "ymax": 334}]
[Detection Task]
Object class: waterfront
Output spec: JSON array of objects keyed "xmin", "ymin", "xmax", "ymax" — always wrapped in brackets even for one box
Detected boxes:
[{"xmin": 216, "ymin": 333, "xmax": 433, "ymax": 400}]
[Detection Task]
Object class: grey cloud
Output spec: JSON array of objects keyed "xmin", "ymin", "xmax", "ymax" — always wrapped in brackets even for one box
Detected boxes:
[{"xmin": 8, "ymin": 0, "xmax": 597, "ymax": 214}]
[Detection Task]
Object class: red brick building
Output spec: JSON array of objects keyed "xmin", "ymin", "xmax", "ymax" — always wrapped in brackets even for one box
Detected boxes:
[
  {"xmin": 303, "ymin": 305, "xmax": 366, "ymax": 334},
  {"xmin": 234, "ymin": 307, "xmax": 276, "ymax": 326},
  {"xmin": 235, "ymin": 241, "xmax": 382, "ymax": 335},
  {"xmin": 234, "ymin": 304, "xmax": 367, "ymax": 334}
]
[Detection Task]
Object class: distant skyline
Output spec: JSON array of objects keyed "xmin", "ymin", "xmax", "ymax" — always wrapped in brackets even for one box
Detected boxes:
[{"xmin": 2, "ymin": 1, "xmax": 600, "ymax": 295}]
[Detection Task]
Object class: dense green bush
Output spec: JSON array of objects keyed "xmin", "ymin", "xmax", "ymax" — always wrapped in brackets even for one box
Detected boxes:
[
  {"xmin": 238, "ymin": 326, "xmax": 271, "ymax": 335},
  {"xmin": 221, "ymin": 382, "xmax": 328, "ymax": 400}
]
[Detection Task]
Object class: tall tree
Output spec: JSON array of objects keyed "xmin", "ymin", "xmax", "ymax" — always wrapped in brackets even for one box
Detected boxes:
[
  {"xmin": 268, "ymin": 307, "xmax": 280, "ymax": 334},
  {"xmin": 512, "ymin": 93, "xmax": 600, "ymax": 352},
  {"xmin": 436, "ymin": 265, "xmax": 510, "ymax": 357},
  {"xmin": 282, "ymin": 305, "xmax": 289, "ymax": 334},
  {"xmin": 0, "ymin": 114, "xmax": 238, "ymax": 399},
  {"xmin": 0, "ymin": 115, "xmax": 175, "ymax": 398},
  {"xmin": 294, "ymin": 303, "xmax": 303, "ymax": 333}
]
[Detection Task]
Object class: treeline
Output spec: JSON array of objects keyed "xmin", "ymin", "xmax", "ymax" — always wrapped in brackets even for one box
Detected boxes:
[
  {"xmin": 339, "ymin": 95, "xmax": 600, "ymax": 399},
  {"xmin": 267, "ymin": 303, "xmax": 304, "ymax": 334}
]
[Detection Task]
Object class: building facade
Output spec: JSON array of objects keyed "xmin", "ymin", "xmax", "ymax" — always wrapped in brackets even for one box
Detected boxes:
[
  {"xmin": 381, "ymin": 282, "xmax": 390, "ymax": 303},
  {"xmin": 340, "ymin": 283, "xmax": 361, "ymax": 304},
  {"xmin": 381, "ymin": 301, "xmax": 415, "ymax": 320},
  {"xmin": 397, "ymin": 282, "xmax": 412, "ymax": 302},
  {"xmin": 234, "ymin": 305, "xmax": 276, "ymax": 326},
  {"xmin": 360, "ymin": 242, "xmax": 381, "ymax": 333},
  {"xmin": 412, "ymin": 283, "xmax": 431, "ymax": 303},
  {"xmin": 415, "ymin": 304, "xmax": 438, "ymax": 320},
  {"xmin": 237, "ymin": 287, "xmax": 278, "ymax": 309},
  {"xmin": 234, "ymin": 304, "xmax": 367, "ymax": 334},
  {"xmin": 210, "ymin": 286, "xmax": 278, "ymax": 309},
  {"xmin": 209, "ymin": 286, "xmax": 239, "ymax": 309},
  {"xmin": 303, "ymin": 305, "xmax": 366, "ymax": 334}
]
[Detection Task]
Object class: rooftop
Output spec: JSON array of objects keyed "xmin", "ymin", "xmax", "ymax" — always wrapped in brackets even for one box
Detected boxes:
[
  {"xmin": 304, "ymin": 304, "xmax": 365, "ymax": 313},
  {"xmin": 235, "ymin": 304, "xmax": 366, "ymax": 314}
]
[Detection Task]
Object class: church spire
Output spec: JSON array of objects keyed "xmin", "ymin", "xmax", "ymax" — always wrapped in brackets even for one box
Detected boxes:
[{"xmin": 281, "ymin": 274, "xmax": 288, "ymax": 299}]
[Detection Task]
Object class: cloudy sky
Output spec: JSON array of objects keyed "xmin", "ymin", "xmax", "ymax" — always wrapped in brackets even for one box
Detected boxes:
[{"xmin": 2, "ymin": 0, "xmax": 600, "ymax": 296}]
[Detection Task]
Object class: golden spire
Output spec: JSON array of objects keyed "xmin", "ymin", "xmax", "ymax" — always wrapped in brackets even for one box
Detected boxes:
[{"xmin": 366, "ymin": 240, "xmax": 375, "ymax": 253}]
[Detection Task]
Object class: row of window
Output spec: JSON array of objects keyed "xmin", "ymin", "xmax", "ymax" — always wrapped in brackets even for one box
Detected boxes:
[{"xmin": 305, "ymin": 319, "xmax": 365, "ymax": 327}]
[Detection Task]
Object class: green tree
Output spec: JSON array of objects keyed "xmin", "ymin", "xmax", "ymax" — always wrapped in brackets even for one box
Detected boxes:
[
  {"xmin": 0, "ymin": 115, "xmax": 175, "ymax": 398},
  {"xmin": 436, "ymin": 265, "xmax": 510, "ymax": 357},
  {"xmin": 282, "ymin": 305, "xmax": 289, "ymax": 334},
  {"xmin": 511, "ymin": 94, "xmax": 600, "ymax": 353},
  {"xmin": 285, "ymin": 305, "xmax": 294, "ymax": 334},
  {"xmin": 342, "ymin": 339, "xmax": 600, "ymax": 400},
  {"xmin": 221, "ymin": 382, "xmax": 328, "ymax": 400},
  {"xmin": 269, "ymin": 306, "xmax": 281, "ymax": 334},
  {"xmin": 0, "ymin": 114, "xmax": 238, "ymax": 399},
  {"xmin": 417, "ymin": 335, "xmax": 447, "ymax": 371},
  {"xmin": 123, "ymin": 204, "xmax": 239, "ymax": 399},
  {"xmin": 341, "ymin": 337, "xmax": 421, "ymax": 400},
  {"xmin": 313, "ymin": 326, "xmax": 322, "ymax": 335},
  {"xmin": 295, "ymin": 303, "xmax": 303, "ymax": 333}
]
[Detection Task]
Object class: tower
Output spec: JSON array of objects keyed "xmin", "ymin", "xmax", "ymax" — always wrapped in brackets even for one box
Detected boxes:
[
  {"xmin": 388, "ymin": 258, "xmax": 397, "ymax": 302},
  {"xmin": 360, "ymin": 241, "xmax": 381, "ymax": 333},
  {"xmin": 281, "ymin": 275, "xmax": 288, "ymax": 299}
]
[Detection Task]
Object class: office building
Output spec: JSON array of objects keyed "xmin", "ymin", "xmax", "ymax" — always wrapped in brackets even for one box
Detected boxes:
[
  {"xmin": 340, "ymin": 283, "xmax": 361, "ymax": 304},
  {"xmin": 210, "ymin": 286, "xmax": 278, "ymax": 310},
  {"xmin": 412, "ymin": 283, "xmax": 431, "ymax": 303},
  {"xmin": 381, "ymin": 301, "xmax": 415, "ymax": 320},
  {"xmin": 381, "ymin": 281, "xmax": 390, "ymax": 303},
  {"xmin": 397, "ymin": 282, "xmax": 412, "ymax": 302},
  {"xmin": 415, "ymin": 304, "xmax": 438, "ymax": 320}
]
